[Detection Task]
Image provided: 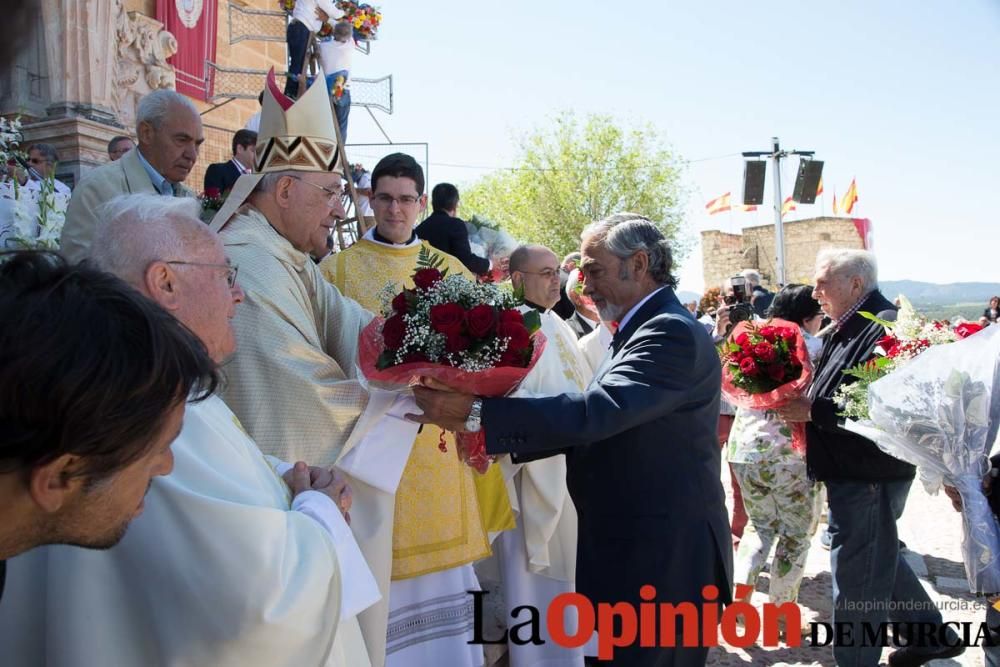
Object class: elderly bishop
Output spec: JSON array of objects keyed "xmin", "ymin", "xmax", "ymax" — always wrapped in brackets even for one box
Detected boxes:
[{"xmin": 208, "ymin": 71, "xmax": 419, "ymax": 667}]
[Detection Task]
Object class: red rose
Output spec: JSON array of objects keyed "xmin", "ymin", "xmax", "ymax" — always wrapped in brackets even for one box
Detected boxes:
[
  {"xmin": 444, "ymin": 333, "xmax": 471, "ymax": 353},
  {"xmin": 776, "ymin": 327, "xmax": 798, "ymax": 341},
  {"xmin": 877, "ymin": 334, "xmax": 900, "ymax": 357},
  {"xmin": 382, "ymin": 314, "xmax": 406, "ymax": 350},
  {"xmin": 753, "ymin": 341, "xmax": 777, "ymax": 363},
  {"xmin": 402, "ymin": 351, "xmax": 429, "ymax": 364},
  {"xmin": 766, "ymin": 363, "xmax": 787, "ymax": 382},
  {"xmin": 955, "ymin": 322, "xmax": 984, "ymax": 339},
  {"xmin": 204, "ymin": 187, "xmax": 221, "ymax": 198},
  {"xmin": 499, "ymin": 309, "xmax": 524, "ymax": 325},
  {"xmin": 429, "ymin": 303, "xmax": 465, "ymax": 336},
  {"xmin": 413, "ymin": 268, "xmax": 443, "ymax": 291},
  {"xmin": 391, "ymin": 292, "xmax": 409, "ymax": 314},
  {"xmin": 497, "ymin": 321, "xmax": 531, "ymax": 352},
  {"xmin": 466, "ymin": 304, "xmax": 497, "ymax": 339},
  {"xmin": 758, "ymin": 326, "xmax": 778, "ymax": 342},
  {"xmin": 498, "ymin": 348, "xmax": 526, "ymax": 367},
  {"xmin": 739, "ymin": 357, "xmax": 759, "ymax": 376},
  {"xmin": 734, "ymin": 332, "xmax": 750, "ymax": 347}
]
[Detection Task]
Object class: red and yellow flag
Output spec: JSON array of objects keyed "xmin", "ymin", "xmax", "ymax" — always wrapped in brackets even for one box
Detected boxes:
[
  {"xmin": 832, "ymin": 189, "xmax": 838, "ymax": 215},
  {"xmin": 781, "ymin": 196, "xmax": 797, "ymax": 218},
  {"xmin": 740, "ymin": 204, "xmax": 758, "ymax": 212},
  {"xmin": 842, "ymin": 178, "xmax": 858, "ymax": 214},
  {"xmin": 705, "ymin": 192, "xmax": 732, "ymax": 215},
  {"xmin": 816, "ymin": 177, "xmax": 824, "ymax": 197}
]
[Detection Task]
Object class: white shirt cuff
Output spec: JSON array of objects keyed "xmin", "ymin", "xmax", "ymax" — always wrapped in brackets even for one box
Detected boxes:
[{"xmin": 292, "ymin": 490, "xmax": 381, "ymax": 620}]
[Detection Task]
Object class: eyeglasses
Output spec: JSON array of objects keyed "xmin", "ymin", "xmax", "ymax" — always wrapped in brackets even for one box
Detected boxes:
[
  {"xmin": 371, "ymin": 193, "xmax": 421, "ymax": 208},
  {"xmin": 287, "ymin": 175, "xmax": 342, "ymax": 205},
  {"xmin": 517, "ymin": 268, "xmax": 561, "ymax": 280},
  {"xmin": 165, "ymin": 261, "xmax": 239, "ymax": 288}
]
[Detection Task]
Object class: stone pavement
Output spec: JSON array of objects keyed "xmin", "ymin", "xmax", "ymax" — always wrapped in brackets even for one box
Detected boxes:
[{"xmin": 711, "ymin": 472, "xmax": 989, "ymax": 666}]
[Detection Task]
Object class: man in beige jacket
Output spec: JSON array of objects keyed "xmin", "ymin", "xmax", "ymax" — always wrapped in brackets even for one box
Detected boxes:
[{"xmin": 59, "ymin": 89, "xmax": 201, "ymax": 262}]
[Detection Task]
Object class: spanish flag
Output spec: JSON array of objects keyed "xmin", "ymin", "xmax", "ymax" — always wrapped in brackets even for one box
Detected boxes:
[
  {"xmin": 741, "ymin": 204, "xmax": 758, "ymax": 212},
  {"xmin": 842, "ymin": 178, "xmax": 858, "ymax": 215},
  {"xmin": 832, "ymin": 189, "xmax": 838, "ymax": 215},
  {"xmin": 816, "ymin": 177, "xmax": 824, "ymax": 197},
  {"xmin": 781, "ymin": 196, "xmax": 797, "ymax": 218},
  {"xmin": 705, "ymin": 192, "xmax": 731, "ymax": 215}
]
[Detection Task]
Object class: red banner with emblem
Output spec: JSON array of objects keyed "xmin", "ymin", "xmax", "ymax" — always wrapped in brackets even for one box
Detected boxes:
[{"xmin": 157, "ymin": 0, "xmax": 218, "ymax": 101}]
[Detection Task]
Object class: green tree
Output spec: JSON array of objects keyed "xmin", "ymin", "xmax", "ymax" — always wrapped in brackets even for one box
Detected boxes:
[{"xmin": 461, "ymin": 112, "xmax": 689, "ymax": 260}]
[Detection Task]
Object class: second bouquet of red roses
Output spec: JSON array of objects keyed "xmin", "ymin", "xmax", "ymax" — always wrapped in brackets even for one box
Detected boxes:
[
  {"xmin": 357, "ymin": 248, "xmax": 546, "ymax": 473},
  {"xmin": 720, "ymin": 319, "xmax": 814, "ymax": 454}
]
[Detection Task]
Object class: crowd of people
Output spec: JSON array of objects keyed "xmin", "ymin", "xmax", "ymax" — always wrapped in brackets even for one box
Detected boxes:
[{"xmin": 2, "ymin": 6, "xmax": 1000, "ymax": 666}]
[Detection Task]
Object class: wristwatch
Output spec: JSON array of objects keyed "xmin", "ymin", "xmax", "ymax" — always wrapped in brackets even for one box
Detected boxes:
[{"xmin": 465, "ymin": 398, "xmax": 483, "ymax": 433}]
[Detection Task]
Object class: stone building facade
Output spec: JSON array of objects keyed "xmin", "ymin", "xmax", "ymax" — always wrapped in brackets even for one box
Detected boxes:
[
  {"xmin": 701, "ymin": 216, "xmax": 866, "ymax": 291},
  {"xmin": 0, "ymin": 0, "xmax": 281, "ymax": 191}
]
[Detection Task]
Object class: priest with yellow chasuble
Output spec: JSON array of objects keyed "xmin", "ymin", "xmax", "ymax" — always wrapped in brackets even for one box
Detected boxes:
[{"xmin": 320, "ymin": 152, "xmax": 513, "ymax": 667}]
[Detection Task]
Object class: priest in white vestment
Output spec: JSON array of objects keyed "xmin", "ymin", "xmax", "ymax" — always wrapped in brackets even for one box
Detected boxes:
[
  {"xmin": 209, "ymin": 71, "xmax": 417, "ymax": 666},
  {"xmin": 477, "ymin": 244, "xmax": 593, "ymax": 667},
  {"xmin": 0, "ymin": 194, "xmax": 381, "ymax": 666}
]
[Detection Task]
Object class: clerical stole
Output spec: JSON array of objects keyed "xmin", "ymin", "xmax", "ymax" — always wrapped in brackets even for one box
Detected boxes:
[{"xmin": 321, "ymin": 238, "xmax": 514, "ymax": 579}]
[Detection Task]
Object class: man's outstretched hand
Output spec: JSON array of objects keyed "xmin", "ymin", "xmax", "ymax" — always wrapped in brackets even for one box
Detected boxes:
[{"xmin": 406, "ymin": 376, "xmax": 476, "ymax": 433}]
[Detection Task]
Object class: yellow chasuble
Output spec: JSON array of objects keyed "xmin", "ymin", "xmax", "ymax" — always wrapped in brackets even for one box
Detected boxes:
[{"xmin": 321, "ymin": 238, "xmax": 514, "ymax": 579}]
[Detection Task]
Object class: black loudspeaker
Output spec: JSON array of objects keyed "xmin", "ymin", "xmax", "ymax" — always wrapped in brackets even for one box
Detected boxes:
[
  {"xmin": 792, "ymin": 159, "xmax": 824, "ymax": 204},
  {"xmin": 742, "ymin": 161, "xmax": 766, "ymax": 205}
]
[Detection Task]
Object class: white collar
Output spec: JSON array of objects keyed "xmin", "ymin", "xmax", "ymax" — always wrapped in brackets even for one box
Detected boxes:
[
  {"xmin": 230, "ymin": 158, "xmax": 250, "ymax": 175},
  {"xmin": 362, "ymin": 226, "xmax": 422, "ymax": 248},
  {"xmin": 617, "ymin": 286, "xmax": 667, "ymax": 332}
]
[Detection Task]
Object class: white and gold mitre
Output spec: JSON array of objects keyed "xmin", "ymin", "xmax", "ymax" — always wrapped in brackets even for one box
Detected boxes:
[{"xmin": 209, "ymin": 67, "xmax": 341, "ymax": 232}]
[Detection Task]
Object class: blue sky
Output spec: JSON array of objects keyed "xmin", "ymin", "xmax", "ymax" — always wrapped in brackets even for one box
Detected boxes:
[{"xmin": 345, "ymin": 1, "xmax": 1000, "ymax": 295}]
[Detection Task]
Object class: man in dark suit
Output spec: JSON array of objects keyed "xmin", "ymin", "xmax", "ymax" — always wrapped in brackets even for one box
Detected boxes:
[
  {"xmin": 779, "ymin": 248, "xmax": 962, "ymax": 667},
  {"xmin": 411, "ymin": 214, "xmax": 732, "ymax": 666},
  {"xmin": 415, "ymin": 183, "xmax": 490, "ymax": 275},
  {"xmin": 203, "ymin": 129, "xmax": 257, "ymax": 195}
]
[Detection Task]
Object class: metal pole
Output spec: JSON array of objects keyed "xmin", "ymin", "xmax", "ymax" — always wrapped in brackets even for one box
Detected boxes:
[{"xmin": 771, "ymin": 136, "xmax": 786, "ymax": 286}]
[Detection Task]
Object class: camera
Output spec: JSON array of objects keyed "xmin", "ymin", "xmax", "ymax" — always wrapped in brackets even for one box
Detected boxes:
[{"xmin": 721, "ymin": 275, "xmax": 754, "ymax": 336}]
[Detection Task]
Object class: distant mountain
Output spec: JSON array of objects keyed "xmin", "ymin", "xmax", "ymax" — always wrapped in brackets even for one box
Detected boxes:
[
  {"xmin": 879, "ymin": 280, "xmax": 1000, "ymax": 306},
  {"xmin": 676, "ymin": 290, "xmax": 701, "ymax": 305}
]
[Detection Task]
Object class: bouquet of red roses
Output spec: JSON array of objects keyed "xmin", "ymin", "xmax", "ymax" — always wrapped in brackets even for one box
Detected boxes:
[
  {"xmin": 720, "ymin": 319, "xmax": 813, "ymax": 454},
  {"xmin": 358, "ymin": 248, "xmax": 546, "ymax": 472}
]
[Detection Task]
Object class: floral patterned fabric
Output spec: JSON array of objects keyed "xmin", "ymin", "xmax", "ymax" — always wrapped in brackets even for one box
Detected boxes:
[{"xmin": 726, "ymin": 327, "xmax": 823, "ymax": 604}]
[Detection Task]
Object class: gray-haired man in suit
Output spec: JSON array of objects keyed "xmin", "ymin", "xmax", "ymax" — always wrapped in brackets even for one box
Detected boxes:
[
  {"xmin": 411, "ymin": 214, "xmax": 732, "ymax": 667},
  {"xmin": 60, "ymin": 89, "xmax": 202, "ymax": 262}
]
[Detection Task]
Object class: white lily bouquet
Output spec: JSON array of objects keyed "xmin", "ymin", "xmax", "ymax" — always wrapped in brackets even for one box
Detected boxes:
[
  {"xmin": 0, "ymin": 117, "xmax": 69, "ymax": 251},
  {"xmin": 845, "ymin": 324, "xmax": 1000, "ymax": 593}
]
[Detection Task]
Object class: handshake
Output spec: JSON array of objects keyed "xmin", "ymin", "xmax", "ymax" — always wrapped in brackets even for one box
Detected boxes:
[{"xmin": 283, "ymin": 461, "xmax": 353, "ymax": 524}]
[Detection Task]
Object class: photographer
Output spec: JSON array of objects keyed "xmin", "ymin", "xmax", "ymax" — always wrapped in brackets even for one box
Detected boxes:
[{"xmin": 712, "ymin": 274, "xmax": 756, "ymax": 343}]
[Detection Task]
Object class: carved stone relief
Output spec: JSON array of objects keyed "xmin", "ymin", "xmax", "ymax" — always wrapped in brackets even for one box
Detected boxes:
[{"xmin": 112, "ymin": 0, "xmax": 178, "ymax": 129}]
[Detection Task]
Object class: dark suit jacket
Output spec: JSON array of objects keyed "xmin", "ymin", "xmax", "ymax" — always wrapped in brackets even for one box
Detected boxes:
[
  {"xmin": 203, "ymin": 160, "xmax": 242, "ymax": 194},
  {"xmin": 564, "ymin": 311, "xmax": 596, "ymax": 339},
  {"xmin": 482, "ymin": 287, "xmax": 732, "ymax": 662},
  {"xmin": 414, "ymin": 211, "xmax": 490, "ymax": 275},
  {"xmin": 806, "ymin": 290, "xmax": 911, "ymax": 481}
]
